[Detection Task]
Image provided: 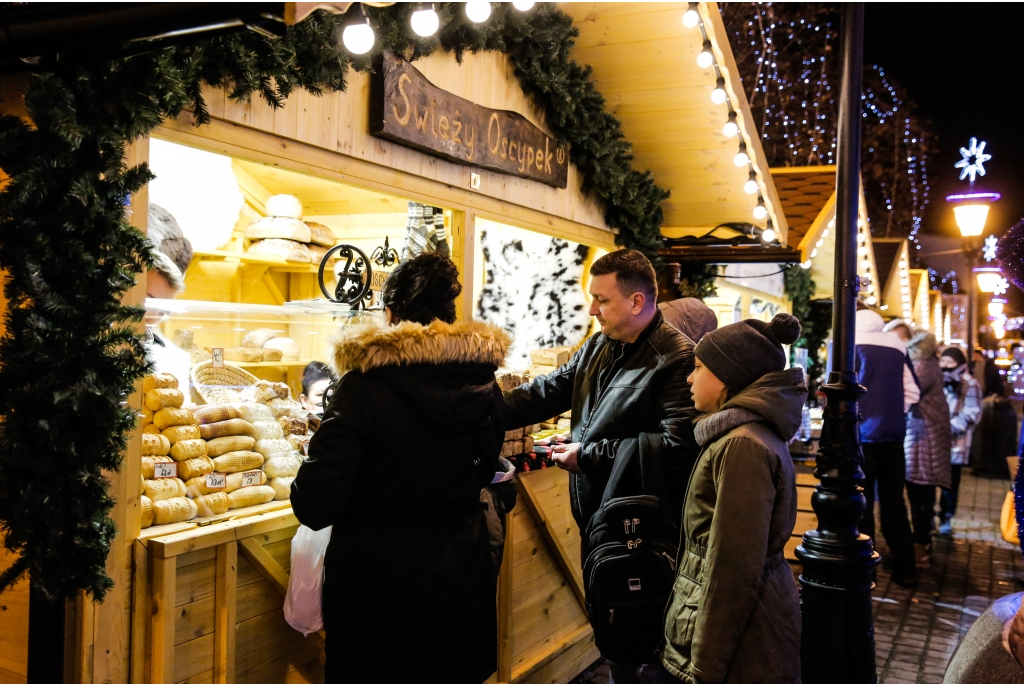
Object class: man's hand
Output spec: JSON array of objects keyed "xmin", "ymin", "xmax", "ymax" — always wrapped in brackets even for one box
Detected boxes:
[{"xmin": 551, "ymin": 442, "xmax": 582, "ymax": 474}]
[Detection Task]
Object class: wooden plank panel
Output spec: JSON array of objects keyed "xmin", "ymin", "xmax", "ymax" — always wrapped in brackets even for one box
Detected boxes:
[
  {"xmin": 239, "ymin": 538, "xmax": 290, "ymax": 598},
  {"xmin": 174, "ymin": 633, "xmax": 215, "ymax": 684},
  {"xmin": 0, "ymin": 537, "xmax": 29, "ymax": 684},
  {"xmin": 516, "ymin": 476, "xmax": 585, "ymax": 606},
  {"xmin": 511, "ymin": 613, "xmax": 590, "ymax": 677},
  {"xmin": 512, "ymin": 595, "xmax": 588, "ymax": 660},
  {"xmin": 152, "ymin": 555, "xmax": 177, "ymax": 684},
  {"xmin": 513, "ymin": 624, "xmax": 598, "ymax": 684},
  {"xmin": 131, "ymin": 539, "xmax": 151, "ymax": 683},
  {"xmin": 214, "ymin": 542, "xmax": 237, "ymax": 684}
]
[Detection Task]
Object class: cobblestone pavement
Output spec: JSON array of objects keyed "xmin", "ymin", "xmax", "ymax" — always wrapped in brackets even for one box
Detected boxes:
[{"xmin": 574, "ymin": 469, "xmax": 1024, "ymax": 684}]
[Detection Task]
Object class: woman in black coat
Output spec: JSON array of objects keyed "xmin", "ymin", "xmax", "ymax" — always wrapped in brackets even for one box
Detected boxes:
[{"xmin": 290, "ymin": 254, "xmax": 510, "ymax": 682}]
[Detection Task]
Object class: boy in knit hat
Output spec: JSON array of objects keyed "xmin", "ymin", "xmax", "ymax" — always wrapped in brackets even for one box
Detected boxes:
[{"xmin": 657, "ymin": 313, "xmax": 804, "ymax": 684}]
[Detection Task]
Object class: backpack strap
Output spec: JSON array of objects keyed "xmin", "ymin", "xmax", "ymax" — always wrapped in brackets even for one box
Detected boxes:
[{"xmin": 598, "ymin": 434, "xmax": 672, "ymax": 516}]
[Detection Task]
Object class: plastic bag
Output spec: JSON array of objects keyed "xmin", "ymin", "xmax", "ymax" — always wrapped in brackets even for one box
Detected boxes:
[{"xmin": 284, "ymin": 524, "xmax": 332, "ymax": 636}]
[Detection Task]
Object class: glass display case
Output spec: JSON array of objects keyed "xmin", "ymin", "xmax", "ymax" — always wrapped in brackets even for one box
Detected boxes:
[{"xmin": 145, "ymin": 298, "xmax": 383, "ymax": 398}]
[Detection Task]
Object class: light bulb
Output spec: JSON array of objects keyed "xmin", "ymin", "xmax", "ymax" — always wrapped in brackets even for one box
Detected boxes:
[
  {"xmin": 722, "ymin": 112, "xmax": 738, "ymax": 138},
  {"xmin": 411, "ymin": 6, "xmax": 439, "ymax": 36},
  {"xmin": 466, "ymin": 0, "xmax": 491, "ymax": 23},
  {"xmin": 734, "ymin": 145, "xmax": 749, "ymax": 167},
  {"xmin": 512, "ymin": 0, "xmax": 535, "ymax": 9},
  {"xmin": 682, "ymin": 3, "xmax": 700, "ymax": 28},
  {"xmin": 858, "ymin": 246, "xmax": 868, "ymax": 256},
  {"xmin": 801, "ymin": 260, "xmax": 812, "ymax": 269},
  {"xmin": 867, "ymin": 296, "xmax": 877, "ymax": 305},
  {"xmin": 744, "ymin": 171, "xmax": 758, "ymax": 194},
  {"xmin": 861, "ymin": 259, "xmax": 870, "ymax": 269},
  {"xmin": 697, "ymin": 40, "xmax": 714, "ymax": 68},
  {"xmin": 342, "ymin": 21, "xmax": 375, "ymax": 55},
  {"xmin": 762, "ymin": 228, "xmax": 775, "ymax": 243},
  {"xmin": 711, "ymin": 78, "xmax": 727, "ymax": 104},
  {"xmin": 753, "ymin": 198, "xmax": 767, "ymax": 220}
]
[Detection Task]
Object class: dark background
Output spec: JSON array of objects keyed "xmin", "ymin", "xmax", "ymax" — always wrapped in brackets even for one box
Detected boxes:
[{"xmin": 864, "ymin": 3, "xmax": 1024, "ymax": 317}]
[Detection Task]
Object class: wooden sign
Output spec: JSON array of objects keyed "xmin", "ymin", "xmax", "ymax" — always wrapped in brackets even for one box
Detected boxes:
[{"xmin": 371, "ymin": 52, "xmax": 569, "ymax": 188}]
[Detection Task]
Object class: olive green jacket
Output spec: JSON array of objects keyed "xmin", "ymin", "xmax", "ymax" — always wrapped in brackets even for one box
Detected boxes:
[{"xmin": 661, "ymin": 368, "xmax": 804, "ymax": 683}]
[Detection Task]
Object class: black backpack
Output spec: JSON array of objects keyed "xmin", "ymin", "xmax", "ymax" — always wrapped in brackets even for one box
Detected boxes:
[{"xmin": 582, "ymin": 435, "xmax": 680, "ymax": 664}]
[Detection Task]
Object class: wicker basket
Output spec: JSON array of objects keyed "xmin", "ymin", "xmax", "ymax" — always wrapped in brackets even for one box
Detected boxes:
[{"xmin": 190, "ymin": 361, "xmax": 259, "ymax": 405}]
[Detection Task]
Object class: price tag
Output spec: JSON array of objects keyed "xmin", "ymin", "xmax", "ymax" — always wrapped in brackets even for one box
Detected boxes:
[
  {"xmin": 212, "ymin": 348, "xmax": 224, "ymax": 368},
  {"xmin": 205, "ymin": 472, "xmax": 226, "ymax": 490},
  {"xmin": 239, "ymin": 470, "xmax": 262, "ymax": 488},
  {"xmin": 153, "ymin": 462, "xmax": 177, "ymax": 479}
]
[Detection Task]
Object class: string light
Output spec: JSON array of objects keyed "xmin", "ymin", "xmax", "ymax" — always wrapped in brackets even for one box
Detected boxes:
[
  {"xmin": 753, "ymin": 196, "xmax": 768, "ymax": 220},
  {"xmin": 465, "ymin": 0, "xmax": 491, "ymax": 23},
  {"xmin": 711, "ymin": 77, "xmax": 727, "ymax": 104},
  {"xmin": 697, "ymin": 40, "xmax": 714, "ymax": 68},
  {"xmin": 341, "ymin": 4, "xmax": 375, "ymax": 54},
  {"xmin": 411, "ymin": 3, "xmax": 439, "ymax": 37},
  {"xmin": 722, "ymin": 111, "xmax": 739, "ymax": 138},
  {"xmin": 683, "ymin": 2, "xmax": 700, "ymax": 28},
  {"xmin": 744, "ymin": 170, "xmax": 758, "ymax": 194},
  {"xmin": 512, "ymin": 0, "xmax": 535, "ymax": 10},
  {"xmin": 734, "ymin": 143, "xmax": 750, "ymax": 166}
]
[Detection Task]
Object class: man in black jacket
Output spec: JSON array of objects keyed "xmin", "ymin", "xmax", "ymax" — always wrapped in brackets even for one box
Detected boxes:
[{"xmin": 503, "ymin": 249, "xmax": 700, "ymax": 536}]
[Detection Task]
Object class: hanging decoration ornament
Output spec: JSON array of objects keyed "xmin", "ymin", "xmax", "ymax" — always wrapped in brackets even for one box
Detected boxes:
[
  {"xmin": 955, "ymin": 137, "xmax": 992, "ymax": 183},
  {"xmin": 984, "ymin": 234, "xmax": 999, "ymax": 262}
]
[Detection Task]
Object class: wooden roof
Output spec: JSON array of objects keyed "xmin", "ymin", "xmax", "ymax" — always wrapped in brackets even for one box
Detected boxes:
[
  {"xmin": 561, "ymin": 2, "xmax": 788, "ymax": 242},
  {"xmin": 769, "ymin": 167, "xmax": 837, "ymax": 250}
]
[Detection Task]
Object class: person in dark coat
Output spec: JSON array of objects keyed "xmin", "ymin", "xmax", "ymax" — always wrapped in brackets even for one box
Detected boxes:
[{"xmin": 290, "ymin": 254, "xmax": 510, "ymax": 683}]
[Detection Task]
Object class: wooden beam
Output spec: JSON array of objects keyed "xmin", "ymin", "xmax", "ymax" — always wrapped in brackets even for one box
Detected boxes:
[
  {"xmin": 214, "ymin": 542, "xmax": 238, "ymax": 684},
  {"xmin": 515, "ymin": 476, "xmax": 585, "ymax": 608},
  {"xmin": 150, "ymin": 555, "xmax": 176, "ymax": 684},
  {"xmin": 450, "ymin": 210, "xmax": 476, "ymax": 321},
  {"xmin": 238, "ymin": 538, "xmax": 289, "ymax": 598},
  {"xmin": 130, "ymin": 540, "xmax": 150, "ymax": 683},
  {"xmin": 148, "ymin": 508, "xmax": 298, "ymax": 558}
]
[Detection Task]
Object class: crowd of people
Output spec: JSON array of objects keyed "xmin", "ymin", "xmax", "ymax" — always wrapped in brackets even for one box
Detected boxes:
[{"xmin": 283, "ymin": 247, "xmax": 994, "ymax": 682}]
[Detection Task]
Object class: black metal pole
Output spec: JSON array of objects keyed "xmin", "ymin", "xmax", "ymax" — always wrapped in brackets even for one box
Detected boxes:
[{"xmin": 796, "ymin": 3, "xmax": 880, "ymax": 683}]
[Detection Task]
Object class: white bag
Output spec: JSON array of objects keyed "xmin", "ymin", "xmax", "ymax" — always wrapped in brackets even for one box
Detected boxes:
[{"xmin": 284, "ymin": 524, "xmax": 332, "ymax": 636}]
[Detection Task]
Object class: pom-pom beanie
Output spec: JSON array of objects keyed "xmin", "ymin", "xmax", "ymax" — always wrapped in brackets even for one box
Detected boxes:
[{"xmin": 694, "ymin": 313, "xmax": 802, "ymax": 392}]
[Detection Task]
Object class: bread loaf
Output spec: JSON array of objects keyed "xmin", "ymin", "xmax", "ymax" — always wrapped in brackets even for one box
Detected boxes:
[
  {"xmin": 185, "ymin": 469, "xmax": 267, "ymax": 497},
  {"xmin": 236, "ymin": 403, "xmax": 273, "ymax": 423},
  {"xmin": 141, "ymin": 433, "xmax": 171, "ymax": 457},
  {"xmin": 141, "ymin": 495, "xmax": 154, "ymax": 528},
  {"xmin": 162, "ymin": 424, "xmax": 201, "ymax": 445},
  {"xmin": 212, "ymin": 451, "xmax": 264, "ymax": 473},
  {"xmin": 143, "ymin": 424, "xmax": 162, "ymax": 435},
  {"xmin": 305, "ymin": 221, "xmax": 336, "ymax": 248},
  {"xmin": 269, "ymin": 476, "xmax": 294, "ymax": 501},
  {"xmin": 287, "ymin": 434, "xmax": 311, "ymax": 454},
  {"xmin": 144, "ymin": 477, "xmax": 187, "ymax": 501},
  {"xmin": 267, "ymin": 397, "xmax": 304, "ymax": 418},
  {"xmin": 263, "ymin": 455, "xmax": 300, "ymax": 479},
  {"xmin": 193, "ymin": 405, "xmax": 241, "ymax": 425},
  {"xmin": 222, "ymin": 347, "xmax": 264, "ymax": 363},
  {"xmin": 146, "ymin": 388, "xmax": 184, "ymax": 411},
  {"xmin": 141, "ymin": 406, "xmax": 154, "ymax": 427},
  {"xmin": 194, "ymin": 492, "xmax": 230, "ymax": 517},
  {"xmin": 154, "ymin": 407, "xmax": 194, "ymax": 430},
  {"xmin": 308, "ymin": 245, "xmax": 332, "ymax": 266},
  {"xmin": 253, "ymin": 380, "xmax": 290, "ymax": 403},
  {"xmin": 247, "ymin": 238, "xmax": 312, "ymax": 262},
  {"xmin": 205, "ymin": 435, "xmax": 256, "ymax": 457},
  {"xmin": 227, "ymin": 485, "xmax": 276, "ymax": 509},
  {"xmin": 264, "ymin": 194, "xmax": 304, "ymax": 220},
  {"xmin": 142, "ymin": 455, "xmax": 173, "ymax": 479},
  {"xmin": 260, "ymin": 348, "xmax": 284, "ymax": 362},
  {"xmin": 170, "ymin": 439, "xmax": 208, "ymax": 462},
  {"xmin": 246, "ymin": 216, "xmax": 311, "ymax": 242},
  {"xmin": 143, "ymin": 373, "xmax": 178, "ymax": 394},
  {"xmin": 153, "ymin": 497, "xmax": 197, "ymax": 525},
  {"xmin": 250, "ymin": 421, "xmax": 284, "ymax": 441},
  {"xmin": 199, "ymin": 419, "xmax": 254, "ymax": 440},
  {"xmin": 278, "ymin": 416, "xmax": 308, "ymax": 435},
  {"xmin": 242, "ymin": 328, "xmax": 278, "ymax": 348},
  {"xmin": 254, "ymin": 438, "xmax": 292, "ymax": 460},
  {"xmin": 263, "ymin": 337, "xmax": 300, "ymax": 361},
  {"xmin": 178, "ymin": 455, "xmax": 215, "ymax": 481}
]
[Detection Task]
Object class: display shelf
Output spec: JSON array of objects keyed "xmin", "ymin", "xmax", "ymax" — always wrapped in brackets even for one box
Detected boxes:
[{"xmin": 191, "ymin": 249, "xmax": 321, "ymax": 274}]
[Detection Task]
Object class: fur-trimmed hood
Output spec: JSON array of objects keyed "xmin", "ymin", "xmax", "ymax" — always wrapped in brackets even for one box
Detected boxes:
[
  {"xmin": 329, "ymin": 319, "xmax": 511, "ymax": 376},
  {"xmin": 907, "ymin": 331, "xmax": 938, "ymax": 361}
]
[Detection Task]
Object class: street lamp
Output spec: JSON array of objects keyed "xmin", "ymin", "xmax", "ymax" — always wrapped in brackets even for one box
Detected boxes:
[
  {"xmin": 946, "ymin": 189, "xmax": 1001, "ymax": 352},
  {"xmin": 976, "ymin": 266, "xmax": 1004, "ymax": 293}
]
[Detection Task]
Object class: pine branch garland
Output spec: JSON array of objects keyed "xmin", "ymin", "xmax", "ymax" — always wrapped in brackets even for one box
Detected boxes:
[{"xmin": 0, "ymin": 3, "xmax": 671, "ymax": 600}]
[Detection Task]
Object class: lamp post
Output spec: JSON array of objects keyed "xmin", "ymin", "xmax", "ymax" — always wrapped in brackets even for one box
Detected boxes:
[
  {"xmin": 947, "ymin": 190, "xmax": 1001, "ymax": 351},
  {"xmin": 796, "ymin": 4, "xmax": 880, "ymax": 683}
]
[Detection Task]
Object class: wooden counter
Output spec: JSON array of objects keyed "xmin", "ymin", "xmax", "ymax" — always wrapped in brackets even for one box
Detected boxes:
[{"xmin": 131, "ymin": 468, "xmax": 596, "ymax": 684}]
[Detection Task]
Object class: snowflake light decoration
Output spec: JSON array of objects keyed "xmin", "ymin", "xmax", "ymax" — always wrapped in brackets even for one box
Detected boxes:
[
  {"xmin": 995, "ymin": 277, "xmax": 1009, "ymax": 296},
  {"xmin": 955, "ymin": 137, "xmax": 991, "ymax": 183},
  {"xmin": 984, "ymin": 234, "xmax": 999, "ymax": 262}
]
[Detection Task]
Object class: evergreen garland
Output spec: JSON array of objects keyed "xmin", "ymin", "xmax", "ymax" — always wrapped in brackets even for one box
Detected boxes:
[
  {"xmin": 0, "ymin": 4, "xmax": 670, "ymax": 600},
  {"xmin": 783, "ymin": 264, "xmax": 831, "ymax": 393}
]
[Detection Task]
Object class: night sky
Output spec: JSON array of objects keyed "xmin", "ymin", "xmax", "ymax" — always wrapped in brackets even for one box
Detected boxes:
[{"xmin": 864, "ymin": 3, "xmax": 1024, "ymax": 317}]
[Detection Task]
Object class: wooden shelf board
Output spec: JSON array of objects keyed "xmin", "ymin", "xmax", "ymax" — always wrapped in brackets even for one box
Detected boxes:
[{"xmin": 193, "ymin": 250, "xmax": 321, "ymax": 273}]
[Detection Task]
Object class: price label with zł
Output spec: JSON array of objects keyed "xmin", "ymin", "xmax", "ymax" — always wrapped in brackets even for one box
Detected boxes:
[
  {"xmin": 240, "ymin": 470, "xmax": 262, "ymax": 488},
  {"xmin": 205, "ymin": 472, "xmax": 226, "ymax": 490},
  {"xmin": 153, "ymin": 462, "xmax": 177, "ymax": 479},
  {"xmin": 212, "ymin": 348, "xmax": 224, "ymax": 368}
]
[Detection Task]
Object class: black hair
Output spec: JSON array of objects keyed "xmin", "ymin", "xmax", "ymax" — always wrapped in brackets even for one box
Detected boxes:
[
  {"xmin": 590, "ymin": 249, "xmax": 657, "ymax": 302},
  {"xmin": 381, "ymin": 253, "xmax": 462, "ymax": 325},
  {"xmin": 301, "ymin": 361, "xmax": 333, "ymax": 397}
]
